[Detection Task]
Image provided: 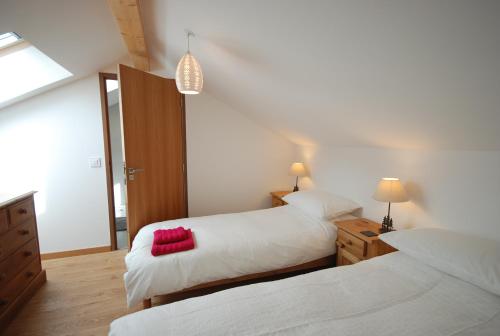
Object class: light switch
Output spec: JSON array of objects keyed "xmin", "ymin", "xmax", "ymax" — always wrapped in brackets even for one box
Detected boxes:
[{"xmin": 88, "ymin": 157, "xmax": 102, "ymax": 168}]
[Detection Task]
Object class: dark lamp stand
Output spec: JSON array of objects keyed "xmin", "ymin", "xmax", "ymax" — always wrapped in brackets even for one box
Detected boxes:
[
  {"xmin": 293, "ymin": 176, "xmax": 299, "ymax": 192},
  {"xmin": 380, "ymin": 202, "xmax": 394, "ymax": 233}
]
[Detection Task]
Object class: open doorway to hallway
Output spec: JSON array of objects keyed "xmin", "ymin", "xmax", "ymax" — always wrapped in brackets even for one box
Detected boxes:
[{"xmin": 99, "ymin": 73, "xmax": 128, "ymax": 250}]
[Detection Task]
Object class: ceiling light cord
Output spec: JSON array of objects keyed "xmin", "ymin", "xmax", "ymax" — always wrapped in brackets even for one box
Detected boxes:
[{"xmin": 186, "ymin": 30, "xmax": 194, "ymax": 53}]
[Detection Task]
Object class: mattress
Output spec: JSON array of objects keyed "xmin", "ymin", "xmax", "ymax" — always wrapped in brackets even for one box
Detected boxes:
[
  {"xmin": 112, "ymin": 251, "xmax": 500, "ymax": 335},
  {"xmin": 124, "ymin": 205, "xmax": 345, "ymax": 307}
]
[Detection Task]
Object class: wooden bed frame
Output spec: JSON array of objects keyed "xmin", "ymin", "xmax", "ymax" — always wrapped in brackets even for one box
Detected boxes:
[{"xmin": 142, "ymin": 254, "xmax": 336, "ymax": 308}]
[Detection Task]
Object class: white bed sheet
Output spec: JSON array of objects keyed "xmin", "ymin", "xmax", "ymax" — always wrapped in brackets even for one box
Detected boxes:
[
  {"xmin": 124, "ymin": 205, "xmax": 344, "ymax": 307},
  {"xmin": 112, "ymin": 252, "xmax": 500, "ymax": 335}
]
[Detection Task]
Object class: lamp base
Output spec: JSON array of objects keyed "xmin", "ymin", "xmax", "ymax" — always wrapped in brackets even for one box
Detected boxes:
[
  {"xmin": 379, "ymin": 215, "xmax": 394, "ymax": 233},
  {"xmin": 293, "ymin": 185, "xmax": 299, "ymax": 192}
]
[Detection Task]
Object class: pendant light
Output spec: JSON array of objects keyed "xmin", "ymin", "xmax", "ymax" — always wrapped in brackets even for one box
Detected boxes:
[{"xmin": 175, "ymin": 30, "xmax": 203, "ymax": 94}]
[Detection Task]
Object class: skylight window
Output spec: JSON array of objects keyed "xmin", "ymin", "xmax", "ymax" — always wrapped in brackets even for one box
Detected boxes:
[
  {"xmin": 0, "ymin": 32, "xmax": 21, "ymax": 49},
  {"xmin": 0, "ymin": 32, "xmax": 72, "ymax": 106}
]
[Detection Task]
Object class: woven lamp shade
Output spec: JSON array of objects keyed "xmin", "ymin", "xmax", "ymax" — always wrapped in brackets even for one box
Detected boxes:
[{"xmin": 175, "ymin": 52, "xmax": 203, "ymax": 94}]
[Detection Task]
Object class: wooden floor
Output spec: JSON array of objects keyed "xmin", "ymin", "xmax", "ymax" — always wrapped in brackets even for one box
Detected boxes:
[{"xmin": 3, "ymin": 250, "xmax": 139, "ymax": 336}]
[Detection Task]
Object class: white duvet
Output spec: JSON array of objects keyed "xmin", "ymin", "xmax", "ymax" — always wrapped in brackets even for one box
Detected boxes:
[
  {"xmin": 124, "ymin": 205, "xmax": 340, "ymax": 307},
  {"xmin": 112, "ymin": 252, "xmax": 500, "ymax": 335}
]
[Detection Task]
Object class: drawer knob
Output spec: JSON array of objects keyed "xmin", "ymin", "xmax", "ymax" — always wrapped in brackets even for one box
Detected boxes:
[
  {"xmin": 0, "ymin": 299, "xmax": 8, "ymax": 306},
  {"xmin": 0, "ymin": 273, "xmax": 6, "ymax": 281},
  {"xmin": 25, "ymin": 271, "xmax": 35, "ymax": 278},
  {"xmin": 24, "ymin": 251, "xmax": 33, "ymax": 257},
  {"xmin": 18, "ymin": 208, "xmax": 28, "ymax": 215},
  {"xmin": 18, "ymin": 229, "xmax": 30, "ymax": 235},
  {"xmin": 346, "ymin": 240, "xmax": 353, "ymax": 245}
]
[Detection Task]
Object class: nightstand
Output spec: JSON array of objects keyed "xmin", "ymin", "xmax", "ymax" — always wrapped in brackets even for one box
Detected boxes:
[
  {"xmin": 334, "ymin": 218, "xmax": 397, "ymax": 266},
  {"xmin": 270, "ymin": 191, "xmax": 292, "ymax": 207}
]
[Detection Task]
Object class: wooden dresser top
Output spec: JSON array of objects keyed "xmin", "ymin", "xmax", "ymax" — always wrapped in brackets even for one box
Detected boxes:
[{"xmin": 0, "ymin": 191, "xmax": 36, "ymax": 208}]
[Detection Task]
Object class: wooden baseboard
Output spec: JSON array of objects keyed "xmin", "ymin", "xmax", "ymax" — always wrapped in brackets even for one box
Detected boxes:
[{"xmin": 41, "ymin": 246, "xmax": 111, "ymax": 260}]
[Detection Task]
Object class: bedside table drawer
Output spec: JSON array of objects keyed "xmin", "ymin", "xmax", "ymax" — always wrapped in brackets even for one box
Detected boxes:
[
  {"xmin": 338, "ymin": 229, "xmax": 366, "ymax": 259},
  {"xmin": 270, "ymin": 191, "xmax": 291, "ymax": 208},
  {"xmin": 271, "ymin": 197, "xmax": 287, "ymax": 207},
  {"xmin": 336, "ymin": 244, "xmax": 362, "ymax": 266}
]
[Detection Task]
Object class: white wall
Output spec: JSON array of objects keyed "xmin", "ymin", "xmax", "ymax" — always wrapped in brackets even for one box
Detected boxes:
[
  {"xmin": 0, "ymin": 74, "xmax": 110, "ymax": 253},
  {"xmin": 186, "ymin": 93, "xmax": 297, "ymax": 217},
  {"xmin": 0, "ymin": 74, "xmax": 297, "ymax": 253},
  {"xmin": 298, "ymin": 146, "xmax": 500, "ymax": 241}
]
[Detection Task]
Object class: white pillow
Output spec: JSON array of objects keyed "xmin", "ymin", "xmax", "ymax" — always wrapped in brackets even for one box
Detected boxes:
[
  {"xmin": 282, "ymin": 190, "xmax": 360, "ymax": 220},
  {"xmin": 380, "ymin": 228, "xmax": 500, "ymax": 296}
]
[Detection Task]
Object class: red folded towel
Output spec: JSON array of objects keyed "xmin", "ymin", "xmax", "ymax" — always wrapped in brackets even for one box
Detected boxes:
[
  {"xmin": 151, "ymin": 229, "xmax": 195, "ymax": 256},
  {"xmin": 153, "ymin": 227, "xmax": 189, "ymax": 245}
]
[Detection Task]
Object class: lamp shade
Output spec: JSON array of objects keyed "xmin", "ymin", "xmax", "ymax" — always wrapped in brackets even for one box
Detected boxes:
[
  {"xmin": 373, "ymin": 178, "xmax": 409, "ymax": 203},
  {"xmin": 289, "ymin": 162, "xmax": 307, "ymax": 177},
  {"xmin": 175, "ymin": 52, "xmax": 203, "ymax": 94}
]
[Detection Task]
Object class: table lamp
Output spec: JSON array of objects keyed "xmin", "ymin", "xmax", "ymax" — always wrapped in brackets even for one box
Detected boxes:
[
  {"xmin": 289, "ymin": 162, "xmax": 307, "ymax": 192},
  {"xmin": 372, "ymin": 178, "xmax": 409, "ymax": 233}
]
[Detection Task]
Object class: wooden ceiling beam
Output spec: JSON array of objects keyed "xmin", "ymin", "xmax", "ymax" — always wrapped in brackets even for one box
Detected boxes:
[{"xmin": 107, "ymin": 0, "xmax": 150, "ymax": 71}]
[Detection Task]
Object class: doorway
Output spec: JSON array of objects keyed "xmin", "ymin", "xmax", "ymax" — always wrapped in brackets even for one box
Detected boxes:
[
  {"xmin": 99, "ymin": 66, "xmax": 188, "ymax": 251},
  {"xmin": 99, "ymin": 72, "xmax": 128, "ymax": 250}
]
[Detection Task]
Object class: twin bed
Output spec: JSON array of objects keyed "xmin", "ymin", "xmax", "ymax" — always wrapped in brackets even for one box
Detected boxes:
[
  {"xmin": 112, "ymin": 250, "xmax": 500, "ymax": 335},
  {"xmin": 125, "ymin": 192, "xmax": 359, "ymax": 307},
  {"xmin": 115, "ymin": 191, "xmax": 500, "ymax": 335}
]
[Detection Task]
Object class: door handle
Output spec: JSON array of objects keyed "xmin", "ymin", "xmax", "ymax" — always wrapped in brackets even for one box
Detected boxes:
[
  {"xmin": 127, "ymin": 168, "xmax": 144, "ymax": 174},
  {"xmin": 127, "ymin": 167, "xmax": 144, "ymax": 181}
]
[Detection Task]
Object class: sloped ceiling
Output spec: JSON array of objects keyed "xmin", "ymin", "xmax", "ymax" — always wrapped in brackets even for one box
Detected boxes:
[
  {"xmin": 141, "ymin": 0, "xmax": 500, "ymax": 150},
  {"xmin": 0, "ymin": 0, "xmax": 127, "ymax": 98}
]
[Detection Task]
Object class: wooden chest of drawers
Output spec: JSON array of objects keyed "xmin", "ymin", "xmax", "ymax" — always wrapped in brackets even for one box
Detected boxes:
[{"xmin": 0, "ymin": 192, "xmax": 46, "ymax": 330}]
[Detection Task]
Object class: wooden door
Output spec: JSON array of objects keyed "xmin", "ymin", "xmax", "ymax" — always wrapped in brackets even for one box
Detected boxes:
[{"xmin": 118, "ymin": 64, "xmax": 187, "ymax": 247}]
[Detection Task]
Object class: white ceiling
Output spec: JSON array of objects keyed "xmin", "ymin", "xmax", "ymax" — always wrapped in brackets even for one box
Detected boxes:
[
  {"xmin": 1, "ymin": 1, "xmax": 498, "ymax": 150},
  {"xmin": 0, "ymin": 0, "xmax": 127, "ymax": 100},
  {"xmin": 141, "ymin": 0, "xmax": 500, "ymax": 150}
]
